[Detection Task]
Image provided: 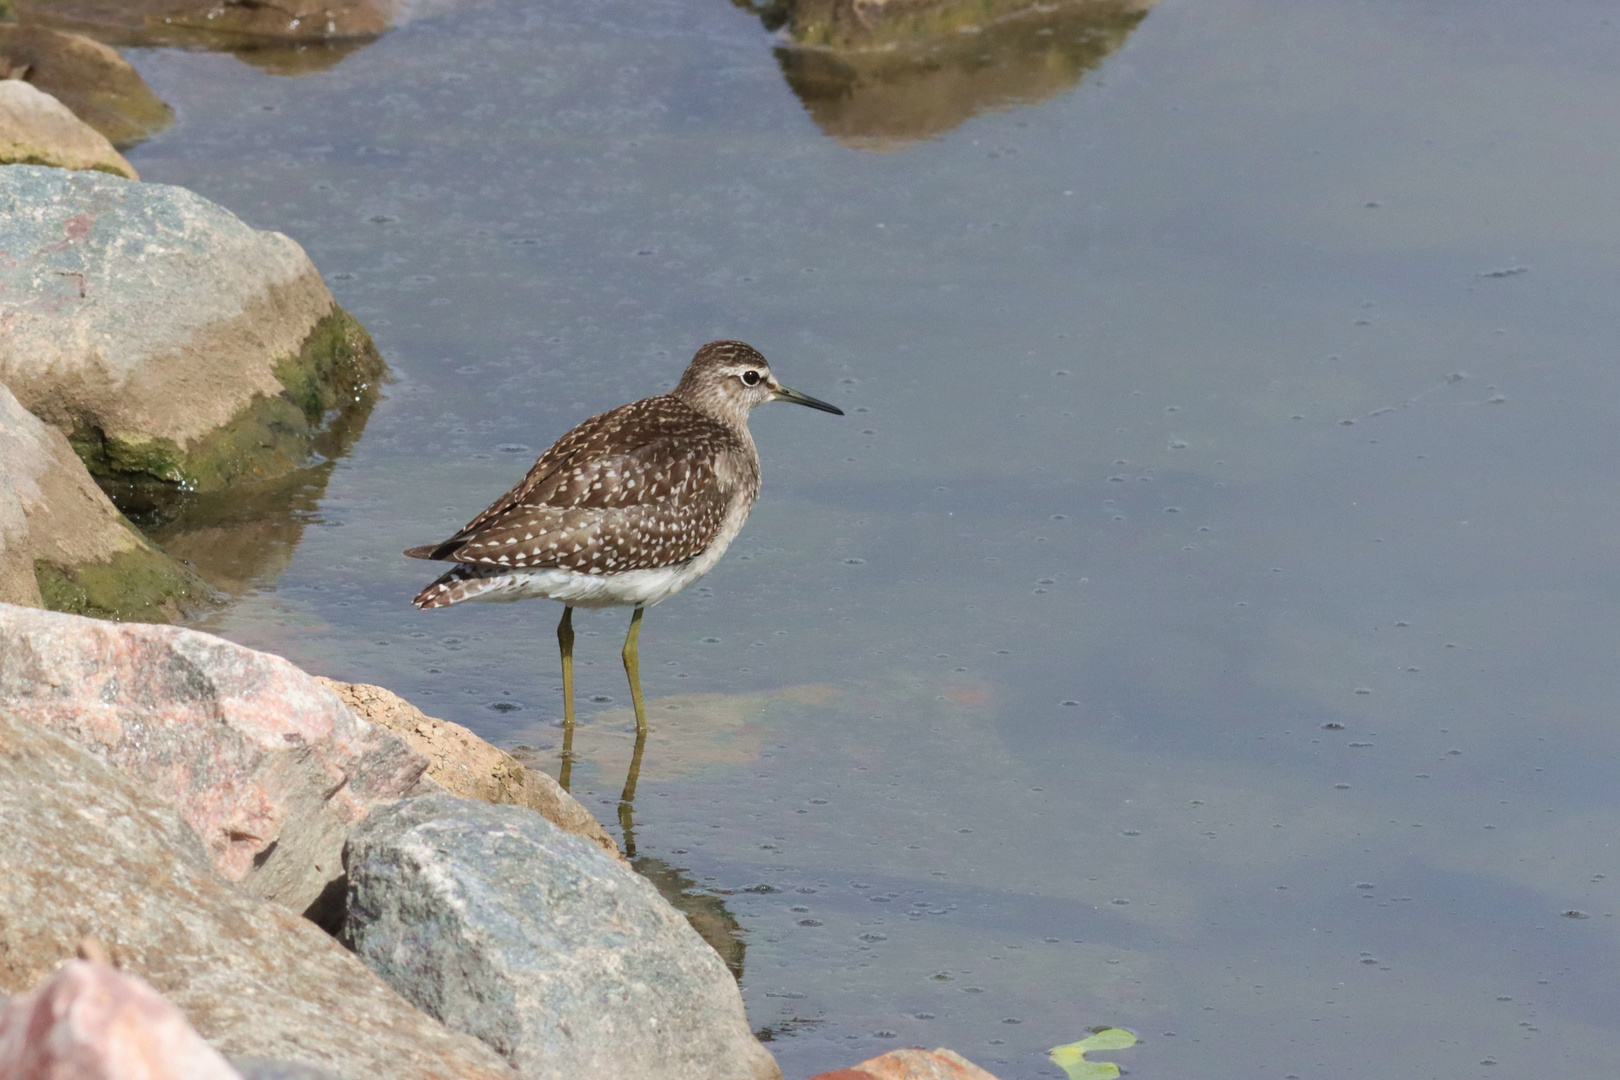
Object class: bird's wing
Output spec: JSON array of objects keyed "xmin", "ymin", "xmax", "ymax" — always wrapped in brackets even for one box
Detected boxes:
[
  {"xmin": 427, "ymin": 486, "xmax": 732, "ymax": 573},
  {"xmin": 406, "ymin": 399, "xmax": 743, "ymax": 572}
]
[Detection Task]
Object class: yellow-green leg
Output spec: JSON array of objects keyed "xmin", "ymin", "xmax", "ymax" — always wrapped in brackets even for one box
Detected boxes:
[
  {"xmin": 618, "ymin": 605, "xmax": 648, "ymax": 853},
  {"xmin": 621, "ymin": 605, "xmax": 647, "ymax": 733},
  {"xmin": 557, "ymin": 605, "xmax": 576, "ymax": 791}
]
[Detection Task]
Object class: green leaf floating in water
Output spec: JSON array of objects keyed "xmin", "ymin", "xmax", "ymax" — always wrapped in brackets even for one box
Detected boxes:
[{"xmin": 1048, "ymin": 1028, "xmax": 1137, "ymax": 1080}]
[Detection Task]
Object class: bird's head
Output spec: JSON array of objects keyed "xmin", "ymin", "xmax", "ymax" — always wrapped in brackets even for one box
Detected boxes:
[{"xmin": 673, "ymin": 340, "xmax": 844, "ymax": 424}]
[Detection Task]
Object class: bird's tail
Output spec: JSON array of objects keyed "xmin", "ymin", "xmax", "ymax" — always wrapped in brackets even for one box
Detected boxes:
[{"xmin": 412, "ymin": 564, "xmax": 511, "ymax": 609}]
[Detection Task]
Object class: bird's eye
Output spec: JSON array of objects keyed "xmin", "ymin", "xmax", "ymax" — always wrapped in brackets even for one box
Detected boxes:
[{"xmin": 741, "ymin": 370, "xmax": 761, "ymax": 386}]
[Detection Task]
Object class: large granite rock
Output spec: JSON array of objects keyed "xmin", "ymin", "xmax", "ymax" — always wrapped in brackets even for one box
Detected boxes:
[
  {"xmin": 0, "ymin": 25, "xmax": 173, "ymax": 147},
  {"xmin": 0, "ymin": 711, "xmax": 519, "ymax": 1080},
  {"xmin": 0, "ymin": 602, "xmax": 430, "ymax": 913},
  {"xmin": 318, "ymin": 676, "xmax": 624, "ymax": 863},
  {"xmin": 343, "ymin": 794, "xmax": 782, "ymax": 1080},
  {"xmin": 0, "ymin": 380, "xmax": 211, "ymax": 619},
  {"xmin": 0, "ymin": 77, "xmax": 136, "ymax": 175},
  {"xmin": 0, "ymin": 959, "xmax": 244, "ymax": 1080},
  {"xmin": 0, "ymin": 165, "xmax": 385, "ymax": 494}
]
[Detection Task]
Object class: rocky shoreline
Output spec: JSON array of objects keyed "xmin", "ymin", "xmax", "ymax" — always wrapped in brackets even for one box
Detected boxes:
[
  {"xmin": 0, "ymin": 15, "xmax": 1014, "ymax": 1079},
  {"xmin": 0, "ymin": 602, "xmax": 780, "ymax": 1080},
  {"xmin": 0, "ymin": 603, "xmax": 1007, "ymax": 1080}
]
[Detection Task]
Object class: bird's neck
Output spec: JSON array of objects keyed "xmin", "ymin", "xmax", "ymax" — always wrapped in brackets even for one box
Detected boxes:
[{"xmin": 668, "ymin": 386, "xmax": 754, "ymax": 435}]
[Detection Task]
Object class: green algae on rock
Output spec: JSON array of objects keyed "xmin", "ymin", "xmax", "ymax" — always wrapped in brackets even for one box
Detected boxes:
[
  {"xmin": 0, "ymin": 165, "xmax": 388, "ymax": 497},
  {"xmin": 0, "ymin": 379, "xmax": 212, "ymax": 621},
  {"xmin": 70, "ymin": 306, "xmax": 384, "ymax": 497},
  {"xmin": 33, "ymin": 539, "xmax": 211, "ymax": 622}
]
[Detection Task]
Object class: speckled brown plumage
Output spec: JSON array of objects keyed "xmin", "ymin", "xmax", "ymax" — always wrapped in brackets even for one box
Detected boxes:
[{"xmin": 407, "ymin": 342, "xmax": 788, "ymax": 610}]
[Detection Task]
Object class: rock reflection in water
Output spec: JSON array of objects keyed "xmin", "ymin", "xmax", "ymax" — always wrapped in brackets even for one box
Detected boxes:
[
  {"xmin": 135, "ymin": 468, "xmax": 333, "ymax": 599},
  {"xmin": 225, "ymin": 39, "xmax": 376, "ymax": 77},
  {"xmin": 115, "ymin": 381, "xmax": 379, "ymax": 602},
  {"xmin": 744, "ymin": 0, "xmax": 1158, "ymax": 149}
]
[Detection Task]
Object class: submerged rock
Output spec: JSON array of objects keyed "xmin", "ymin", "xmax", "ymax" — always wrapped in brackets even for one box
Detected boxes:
[
  {"xmin": 0, "ymin": 711, "xmax": 519, "ymax": 1080},
  {"xmin": 343, "ymin": 794, "xmax": 782, "ymax": 1080},
  {"xmin": 0, "ymin": 381, "xmax": 212, "ymax": 619},
  {"xmin": 318, "ymin": 676, "xmax": 625, "ymax": 862},
  {"xmin": 0, "ymin": 960, "xmax": 244, "ymax": 1080},
  {"xmin": 0, "ymin": 24, "xmax": 173, "ymax": 147},
  {"xmin": 0, "ymin": 77, "xmax": 136, "ymax": 175},
  {"xmin": 0, "ymin": 602, "xmax": 430, "ymax": 913},
  {"xmin": 0, "ymin": 165, "xmax": 385, "ymax": 496}
]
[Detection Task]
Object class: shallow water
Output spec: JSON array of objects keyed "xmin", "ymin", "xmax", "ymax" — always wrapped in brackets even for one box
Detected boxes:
[{"xmin": 118, "ymin": 0, "xmax": 1620, "ymax": 1076}]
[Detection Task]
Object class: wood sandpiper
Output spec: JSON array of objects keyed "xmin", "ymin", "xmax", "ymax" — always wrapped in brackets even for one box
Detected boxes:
[{"xmin": 405, "ymin": 340, "xmax": 843, "ymax": 803}]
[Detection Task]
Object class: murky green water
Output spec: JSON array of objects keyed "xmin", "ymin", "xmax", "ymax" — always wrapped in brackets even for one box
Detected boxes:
[{"xmin": 117, "ymin": 0, "xmax": 1620, "ymax": 1075}]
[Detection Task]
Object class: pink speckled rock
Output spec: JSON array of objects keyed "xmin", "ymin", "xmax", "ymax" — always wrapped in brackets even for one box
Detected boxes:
[
  {"xmin": 0, "ymin": 960, "xmax": 243, "ymax": 1080},
  {"xmin": 807, "ymin": 1048, "xmax": 1004, "ymax": 1080},
  {"xmin": 0, "ymin": 602, "xmax": 429, "ymax": 913},
  {"xmin": 0, "ymin": 711, "xmax": 519, "ymax": 1080}
]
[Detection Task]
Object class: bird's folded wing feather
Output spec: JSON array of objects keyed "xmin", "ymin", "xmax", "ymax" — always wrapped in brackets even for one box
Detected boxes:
[
  {"xmin": 408, "ymin": 406, "xmax": 738, "ymax": 572},
  {"xmin": 435, "ymin": 488, "xmax": 729, "ymax": 573}
]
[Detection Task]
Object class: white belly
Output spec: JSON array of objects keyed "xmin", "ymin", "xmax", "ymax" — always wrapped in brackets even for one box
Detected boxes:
[
  {"xmin": 463, "ymin": 561, "xmax": 700, "ymax": 609},
  {"xmin": 459, "ymin": 490, "xmax": 754, "ymax": 610}
]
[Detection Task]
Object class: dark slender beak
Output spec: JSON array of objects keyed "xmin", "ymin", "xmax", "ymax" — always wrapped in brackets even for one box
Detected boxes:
[{"xmin": 772, "ymin": 384, "xmax": 844, "ymax": 415}]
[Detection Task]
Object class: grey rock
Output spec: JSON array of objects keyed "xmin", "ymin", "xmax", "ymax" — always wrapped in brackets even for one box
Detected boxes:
[
  {"xmin": 0, "ymin": 602, "xmax": 430, "ymax": 912},
  {"xmin": 0, "ymin": 380, "xmax": 211, "ymax": 618},
  {"xmin": 0, "ymin": 77, "xmax": 136, "ymax": 175},
  {"xmin": 0, "ymin": 164, "xmax": 384, "ymax": 494},
  {"xmin": 0, "ymin": 711, "xmax": 519, "ymax": 1080},
  {"xmin": 343, "ymin": 794, "xmax": 782, "ymax": 1080}
]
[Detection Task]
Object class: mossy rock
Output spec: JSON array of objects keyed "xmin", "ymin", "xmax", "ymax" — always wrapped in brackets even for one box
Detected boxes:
[
  {"xmin": 0, "ymin": 25, "xmax": 175, "ymax": 149},
  {"xmin": 35, "ymin": 539, "xmax": 215, "ymax": 622},
  {"xmin": 72, "ymin": 304, "xmax": 386, "ymax": 501}
]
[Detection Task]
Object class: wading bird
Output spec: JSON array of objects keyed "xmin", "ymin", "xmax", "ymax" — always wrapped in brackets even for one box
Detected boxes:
[{"xmin": 405, "ymin": 340, "xmax": 842, "ymax": 817}]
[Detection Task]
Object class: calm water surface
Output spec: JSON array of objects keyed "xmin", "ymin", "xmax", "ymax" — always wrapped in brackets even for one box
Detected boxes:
[{"xmin": 121, "ymin": 0, "xmax": 1620, "ymax": 1076}]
